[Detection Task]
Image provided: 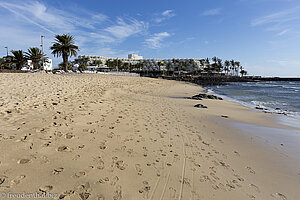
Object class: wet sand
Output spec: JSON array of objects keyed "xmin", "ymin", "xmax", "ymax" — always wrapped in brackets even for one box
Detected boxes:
[{"xmin": 0, "ymin": 73, "xmax": 299, "ymax": 200}]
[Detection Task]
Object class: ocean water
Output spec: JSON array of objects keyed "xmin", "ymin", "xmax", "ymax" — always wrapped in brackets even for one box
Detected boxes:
[{"xmin": 206, "ymin": 81, "xmax": 300, "ymax": 128}]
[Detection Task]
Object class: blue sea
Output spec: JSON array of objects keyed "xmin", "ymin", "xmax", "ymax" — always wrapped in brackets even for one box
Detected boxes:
[{"xmin": 206, "ymin": 81, "xmax": 300, "ymax": 128}]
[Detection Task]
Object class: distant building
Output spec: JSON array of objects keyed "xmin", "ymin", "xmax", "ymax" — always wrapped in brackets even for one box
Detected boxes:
[
  {"xmin": 25, "ymin": 58, "xmax": 52, "ymax": 71},
  {"xmin": 43, "ymin": 59, "xmax": 52, "ymax": 71},
  {"xmin": 78, "ymin": 54, "xmax": 203, "ymax": 72},
  {"xmin": 128, "ymin": 54, "xmax": 143, "ymax": 60}
]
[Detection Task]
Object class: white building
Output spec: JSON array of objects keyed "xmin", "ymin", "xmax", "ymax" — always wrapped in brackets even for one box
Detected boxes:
[
  {"xmin": 25, "ymin": 58, "xmax": 52, "ymax": 71},
  {"xmin": 128, "ymin": 54, "xmax": 143, "ymax": 60},
  {"xmin": 43, "ymin": 59, "xmax": 52, "ymax": 71},
  {"xmin": 78, "ymin": 54, "xmax": 203, "ymax": 72}
]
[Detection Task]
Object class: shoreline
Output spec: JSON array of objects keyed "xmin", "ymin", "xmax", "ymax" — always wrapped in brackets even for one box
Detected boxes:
[
  {"xmin": 203, "ymin": 83, "xmax": 300, "ymax": 130},
  {"xmin": 0, "ymin": 73, "xmax": 299, "ymax": 199}
]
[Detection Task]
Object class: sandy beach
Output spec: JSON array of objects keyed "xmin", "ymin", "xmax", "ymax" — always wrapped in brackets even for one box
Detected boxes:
[{"xmin": 0, "ymin": 73, "xmax": 299, "ymax": 200}]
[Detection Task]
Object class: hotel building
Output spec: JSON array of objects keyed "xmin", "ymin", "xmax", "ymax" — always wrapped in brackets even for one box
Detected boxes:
[{"xmin": 78, "ymin": 54, "xmax": 204, "ymax": 72}]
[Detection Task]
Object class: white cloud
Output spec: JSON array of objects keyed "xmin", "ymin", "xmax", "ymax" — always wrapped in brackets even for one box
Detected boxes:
[
  {"xmin": 251, "ymin": 7, "xmax": 300, "ymax": 36},
  {"xmin": 145, "ymin": 32, "xmax": 171, "ymax": 49},
  {"xmin": 92, "ymin": 13, "xmax": 108, "ymax": 23},
  {"xmin": 277, "ymin": 29, "xmax": 290, "ymax": 36},
  {"xmin": 0, "ymin": 1, "xmax": 56, "ymax": 34},
  {"xmin": 162, "ymin": 10, "xmax": 175, "ymax": 17},
  {"xmin": 251, "ymin": 7, "xmax": 300, "ymax": 26},
  {"xmin": 105, "ymin": 18, "xmax": 148, "ymax": 39},
  {"xmin": 0, "ymin": 1, "xmax": 93, "ymax": 33},
  {"xmin": 154, "ymin": 10, "xmax": 176, "ymax": 23},
  {"xmin": 0, "ymin": 0, "xmax": 153, "ymax": 65},
  {"xmin": 202, "ymin": 8, "xmax": 221, "ymax": 16}
]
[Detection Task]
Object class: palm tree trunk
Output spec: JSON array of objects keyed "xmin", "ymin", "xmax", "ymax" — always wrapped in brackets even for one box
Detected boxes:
[
  {"xmin": 63, "ymin": 53, "xmax": 68, "ymax": 72},
  {"xmin": 16, "ymin": 63, "xmax": 21, "ymax": 70}
]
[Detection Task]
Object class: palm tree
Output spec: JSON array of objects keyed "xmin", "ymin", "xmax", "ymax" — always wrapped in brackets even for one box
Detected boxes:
[
  {"xmin": 93, "ymin": 60, "xmax": 102, "ymax": 67},
  {"xmin": 3, "ymin": 55, "xmax": 13, "ymax": 69},
  {"xmin": 212, "ymin": 56, "xmax": 217, "ymax": 65},
  {"xmin": 157, "ymin": 61, "xmax": 164, "ymax": 73},
  {"xmin": 166, "ymin": 62, "xmax": 171, "ymax": 75},
  {"xmin": 230, "ymin": 60, "xmax": 235, "ymax": 76},
  {"xmin": 199, "ymin": 59, "xmax": 205, "ymax": 74},
  {"xmin": 204, "ymin": 58, "xmax": 211, "ymax": 74},
  {"xmin": 235, "ymin": 61, "xmax": 240, "ymax": 76},
  {"xmin": 224, "ymin": 60, "xmax": 230, "ymax": 75},
  {"xmin": 50, "ymin": 34, "xmax": 79, "ymax": 72},
  {"xmin": 178, "ymin": 60, "xmax": 184, "ymax": 76},
  {"xmin": 74, "ymin": 57, "xmax": 89, "ymax": 71},
  {"xmin": 240, "ymin": 68, "xmax": 247, "ymax": 77},
  {"xmin": 142, "ymin": 60, "xmax": 147, "ymax": 72},
  {"xmin": 106, "ymin": 59, "xmax": 114, "ymax": 70},
  {"xmin": 211, "ymin": 56, "xmax": 217, "ymax": 72},
  {"xmin": 216, "ymin": 58, "xmax": 223, "ymax": 74},
  {"xmin": 11, "ymin": 50, "xmax": 27, "ymax": 70},
  {"xmin": 25, "ymin": 47, "xmax": 45, "ymax": 70},
  {"xmin": 122, "ymin": 62, "xmax": 129, "ymax": 71},
  {"xmin": 0, "ymin": 58, "xmax": 5, "ymax": 70},
  {"xmin": 240, "ymin": 66, "xmax": 247, "ymax": 77},
  {"xmin": 117, "ymin": 59, "xmax": 122, "ymax": 71}
]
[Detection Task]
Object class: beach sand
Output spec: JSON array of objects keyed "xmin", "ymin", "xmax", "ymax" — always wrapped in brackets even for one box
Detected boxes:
[{"xmin": 0, "ymin": 73, "xmax": 299, "ymax": 200}]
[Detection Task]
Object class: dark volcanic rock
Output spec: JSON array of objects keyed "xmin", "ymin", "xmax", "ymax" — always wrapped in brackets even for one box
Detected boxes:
[
  {"xmin": 255, "ymin": 107, "xmax": 264, "ymax": 110},
  {"xmin": 194, "ymin": 104, "xmax": 208, "ymax": 108},
  {"xmin": 190, "ymin": 93, "xmax": 223, "ymax": 100}
]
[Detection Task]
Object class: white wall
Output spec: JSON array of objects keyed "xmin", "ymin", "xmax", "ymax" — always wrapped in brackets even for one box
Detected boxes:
[
  {"xmin": 43, "ymin": 59, "xmax": 52, "ymax": 71},
  {"xmin": 25, "ymin": 58, "xmax": 52, "ymax": 70}
]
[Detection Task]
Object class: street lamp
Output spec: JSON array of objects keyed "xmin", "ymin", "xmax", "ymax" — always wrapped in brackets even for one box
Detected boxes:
[
  {"xmin": 41, "ymin": 35, "xmax": 45, "ymax": 69},
  {"xmin": 4, "ymin": 46, "xmax": 8, "ymax": 56}
]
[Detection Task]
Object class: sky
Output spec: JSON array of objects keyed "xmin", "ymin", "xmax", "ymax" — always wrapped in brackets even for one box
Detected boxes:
[{"xmin": 0, "ymin": 0, "xmax": 300, "ymax": 76}]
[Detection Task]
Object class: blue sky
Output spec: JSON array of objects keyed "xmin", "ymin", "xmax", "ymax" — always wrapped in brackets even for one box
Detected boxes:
[{"xmin": 0, "ymin": 0, "xmax": 300, "ymax": 76}]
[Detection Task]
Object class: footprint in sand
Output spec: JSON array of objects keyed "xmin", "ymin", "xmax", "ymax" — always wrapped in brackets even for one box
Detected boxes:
[
  {"xmin": 168, "ymin": 187, "xmax": 177, "ymax": 199},
  {"xmin": 73, "ymin": 171, "xmax": 86, "ymax": 178},
  {"xmin": 79, "ymin": 192, "xmax": 90, "ymax": 200},
  {"xmin": 99, "ymin": 141, "xmax": 107, "ymax": 150},
  {"xmin": 110, "ymin": 176, "xmax": 119, "ymax": 186},
  {"xmin": 90, "ymin": 129, "xmax": 96, "ymax": 134},
  {"xmin": 96, "ymin": 194, "xmax": 105, "ymax": 200},
  {"xmin": 97, "ymin": 159, "xmax": 105, "ymax": 170},
  {"xmin": 271, "ymin": 193, "xmax": 287, "ymax": 200},
  {"xmin": 233, "ymin": 174, "xmax": 244, "ymax": 182},
  {"xmin": 246, "ymin": 166, "xmax": 256, "ymax": 174},
  {"xmin": 10, "ymin": 175, "xmax": 26, "ymax": 186},
  {"xmin": 98, "ymin": 177, "xmax": 109, "ymax": 184},
  {"xmin": 225, "ymin": 181, "xmax": 236, "ymax": 190},
  {"xmin": 139, "ymin": 181, "xmax": 150, "ymax": 199},
  {"xmin": 234, "ymin": 151, "xmax": 240, "ymax": 156},
  {"xmin": 40, "ymin": 156, "xmax": 49, "ymax": 164},
  {"xmin": 17, "ymin": 158, "xmax": 31, "ymax": 164},
  {"xmin": 127, "ymin": 149, "xmax": 134, "ymax": 156},
  {"xmin": 113, "ymin": 185, "xmax": 122, "ymax": 200},
  {"xmin": 107, "ymin": 132, "xmax": 114, "ymax": 138},
  {"xmin": 0, "ymin": 175, "xmax": 8, "ymax": 185},
  {"xmin": 135, "ymin": 164, "xmax": 143, "ymax": 176},
  {"xmin": 110, "ymin": 157, "xmax": 126, "ymax": 171},
  {"xmin": 116, "ymin": 161, "xmax": 126, "ymax": 170},
  {"xmin": 249, "ymin": 183, "xmax": 260, "ymax": 193},
  {"xmin": 43, "ymin": 142, "xmax": 52, "ymax": 147},
  {"xmin": 57, "ymin": 145, "xmax": 70, "ymax": 152},
  {"xmin": 73, "ymin": 154, "xmax": 81, "ymax": 160},
  {"xmin": 53, "ymin": 167, "xmax": 64, "ymax": 175},
  {"xmin": 65, "ymin": 133, "xmax": 74, "ymax": 139},
  {"xmin": 39, "ymin": 185, "xmax": 53, "ymax": 193}
]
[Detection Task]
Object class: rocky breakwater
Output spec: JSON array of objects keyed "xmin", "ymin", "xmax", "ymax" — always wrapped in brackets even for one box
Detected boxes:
[
  {"xmin": 188, "ymin": 93, "xmax": 223, "ymax": 101},
  {"xmin": 188, "ymin": 93, "xmax": 223, "ymax": 109}
]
